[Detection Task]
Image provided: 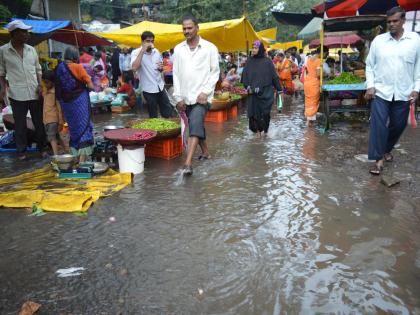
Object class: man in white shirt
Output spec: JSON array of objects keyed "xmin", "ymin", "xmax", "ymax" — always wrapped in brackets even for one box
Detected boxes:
[
  {"xmin": 0, "ymin": 20, "xmax": 47, "ymax": 160},
  {"xmin": 365, "ymin": 6, "xmax": 420, "ymax": 175},
  {"xmin": 119, "ymin": 47, "xmax": 133, "ymax": 85},
  {"xmin": 173, "ymin": 15, "xmax": 220, "ymax": 175},
  {"xmin": 131, "ymin": 31, "xmax": 174, "ymax": 118}
]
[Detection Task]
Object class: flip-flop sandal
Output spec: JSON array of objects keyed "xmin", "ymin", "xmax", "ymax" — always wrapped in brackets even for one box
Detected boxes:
[
  {"xmin": 384, "ymin": 153, "xmax": 393, "ymax": 162},
  {"xmin": 369, "ymin": 164, "xmax": 383, "ymax": 175},
  {"xmin": 198, "ymin": 155, "xmax": 210, "ymax": 160},
  {"xmin": 182, "ymin": 165, "xmax": 193, "ymax": 176}
]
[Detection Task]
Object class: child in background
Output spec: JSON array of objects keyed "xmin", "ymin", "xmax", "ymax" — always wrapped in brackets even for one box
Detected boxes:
[
  {"xmin": 117, "ymin": 73, "xmax": 137, "ymax": 108},
  {"xmin": 42, "ymin": 70, "xmax": 69, "ymax": 155}
]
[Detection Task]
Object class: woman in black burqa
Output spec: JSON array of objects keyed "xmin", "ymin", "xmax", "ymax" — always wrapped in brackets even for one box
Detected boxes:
[{"xmin": 242, "ymin": 40, "xmax": 282, "ymax": 137}]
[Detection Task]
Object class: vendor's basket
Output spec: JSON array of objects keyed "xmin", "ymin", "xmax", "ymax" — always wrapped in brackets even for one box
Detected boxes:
[
  {"xmin": 126, "ymin": 118, "xmax": 181, "ymax": 140},
  {"xmin": 210, "ymin": 98, "xmax": 232, "ymax": 111}
]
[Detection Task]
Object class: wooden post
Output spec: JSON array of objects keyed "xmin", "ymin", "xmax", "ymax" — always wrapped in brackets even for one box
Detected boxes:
[{"xmin": 319, "ymin": 22, "xmax": 324, "ymax": 92}]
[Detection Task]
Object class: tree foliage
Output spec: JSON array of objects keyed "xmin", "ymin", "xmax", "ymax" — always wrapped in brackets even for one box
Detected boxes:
[
  {"xmin": 158, "ymin": 0, "xmax": 321, "ymax": 42},
  {"xmin": 0, "ymin": 0, "xmax": 31, "ymax": 23}
]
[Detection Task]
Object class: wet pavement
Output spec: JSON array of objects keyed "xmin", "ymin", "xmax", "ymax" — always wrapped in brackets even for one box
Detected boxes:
[{"xmin": 1, "ymin": 99, "xmax": 420, "ymax": 314}]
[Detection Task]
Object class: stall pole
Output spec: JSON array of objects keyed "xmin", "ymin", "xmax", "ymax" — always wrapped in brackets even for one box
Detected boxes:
[{"xmin": 319, "ymin": 22, "xmax": 325, "ymax": 92}]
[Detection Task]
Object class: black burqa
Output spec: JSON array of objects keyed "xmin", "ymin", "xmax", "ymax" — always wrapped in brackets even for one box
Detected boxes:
[
  {"xmin": 242, "ymin": 52, "xmax": 281, "ymax": 133},
  {"xmin": 110, "ymin": 48, "xmax": 121, "ymax": 87}
]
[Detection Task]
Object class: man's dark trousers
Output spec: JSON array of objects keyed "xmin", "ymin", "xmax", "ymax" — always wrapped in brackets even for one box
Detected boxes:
[
  {"xmin": 368, "ymin": 96, "xmax": 409, "ymax": 161},
  {"xmin": 9, "ymin": 98, "xmax": 47, "ymax": 154}
]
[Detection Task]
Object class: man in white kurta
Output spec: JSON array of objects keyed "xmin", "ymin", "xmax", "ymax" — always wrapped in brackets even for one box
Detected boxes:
[{"xmin": 173, "ymin": 15, "xmax": 220, "ymax": 175}]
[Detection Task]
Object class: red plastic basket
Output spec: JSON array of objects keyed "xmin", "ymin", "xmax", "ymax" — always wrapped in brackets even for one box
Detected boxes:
[
  {"xmin": 228, "ymin": 104, "xmax": 238, "ymax": 119},
  {"xmin": 205, "ymin": 109, "xmax": 228, "ymax": 123},
  {"xmin": 145, "ymin": 136, "xmax": 183, "ymax": 160}
]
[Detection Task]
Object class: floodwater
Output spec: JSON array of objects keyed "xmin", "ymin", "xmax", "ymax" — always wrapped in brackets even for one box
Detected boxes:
[{"xmin": 1, "ymin": 99, "xmax": 420, "ymax": 314}]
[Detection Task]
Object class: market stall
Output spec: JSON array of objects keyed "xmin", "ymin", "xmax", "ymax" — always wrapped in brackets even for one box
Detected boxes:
[{"xmin": 318, "ymin": 15, "xmax": 387, "ymax": 130}]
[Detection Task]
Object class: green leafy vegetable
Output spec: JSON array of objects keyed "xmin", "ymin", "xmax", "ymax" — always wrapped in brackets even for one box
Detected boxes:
[
  {"xmin": 328, "ymin": 72, "xmax": 364, "ymax": 85},
  {"xmin": 132, "ymin": 118, "xmax": 180, "ymax": 131}
]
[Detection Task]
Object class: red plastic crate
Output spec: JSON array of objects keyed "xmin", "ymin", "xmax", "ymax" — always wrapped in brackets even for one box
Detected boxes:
[
  {"xmin": 145, "ymin": 136, "xmax": 183, "ymax": 160},
  {"xmin": 228, "ymin": 104, "xmax": 238, "ymax": 119},
  {"xmin": 205, "ymin": 109, "xmax": 228, "ymax": 122}
]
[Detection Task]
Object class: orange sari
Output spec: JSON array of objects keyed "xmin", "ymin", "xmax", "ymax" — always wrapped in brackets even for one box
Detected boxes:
[
  {"xmin": 276, "ymin": 59, "xmax": 294, "ymax": 95},
  {"xmin": 304, "ymin": 56, "xmax": 321, "ymax": 119}
]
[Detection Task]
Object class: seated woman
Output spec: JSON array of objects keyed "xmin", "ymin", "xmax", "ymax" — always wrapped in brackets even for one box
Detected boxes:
[
  {"xmin": 117, "ymin": 73, "xmax": 137, "ymax": 108},
  {"xmin": 225, "ymin": 64, "xmax": 241, "ymax": 85},
  {"xmin": 55, "ymin": 47, "xmax": 95, "ymax": 163},
  {"xmin": 162, "ymin": 51, "xmax": 173, "ymax": 85},
  {"xmin": 92, "ymin": 64, "xmax": 109, "ymax": 92}
]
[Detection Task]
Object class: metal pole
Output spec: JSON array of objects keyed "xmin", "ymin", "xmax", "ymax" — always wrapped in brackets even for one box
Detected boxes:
[
  {"xmin": 319, "ymin": 22, "xmax": 324, "ymax": 92},
  {"xmin": 413, "ymin": 10, "xmax": 417, "ymax": 32}
]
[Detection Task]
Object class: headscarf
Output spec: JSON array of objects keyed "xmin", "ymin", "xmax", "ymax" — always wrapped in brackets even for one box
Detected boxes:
[{"xmin": 253, "ymin": 40, "xmax": 266, "ymax": 58}]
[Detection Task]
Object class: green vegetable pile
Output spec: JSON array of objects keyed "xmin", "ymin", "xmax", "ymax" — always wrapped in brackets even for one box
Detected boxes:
[
  {"xmin": 132, "ymin": 118, "xmax": 180, "ymax": 131},
  {"xmin": 230, "ymin": 94, "xmax": 242, "ymax": 101},
  {"xmin": 328, "ymin": 72, "xmax": 364, "ymax": 85},
  {"xmin": 233, "ymin": 82, "xmax": 244, "ymax": 88}
]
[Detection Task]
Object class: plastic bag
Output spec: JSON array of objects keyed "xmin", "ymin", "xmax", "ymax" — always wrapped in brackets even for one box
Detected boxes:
[
  {"xmin": 408, "ymin": 100, "xmax": 417, "ymax": 128},
  {"xmin": 277, "ymin": 92, "xmax": 283, "ymax": 112},
  {"xmin": 0, "ymin": 131, "xmax": 15, "ymax": 148}
]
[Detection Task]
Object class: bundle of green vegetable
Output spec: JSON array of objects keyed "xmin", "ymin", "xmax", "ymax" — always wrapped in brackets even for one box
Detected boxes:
[
  {"xmin": 230, "ymin": 94, "xmax": 242, "ymax": 101},
  {"xmin": 132, "ymin": 118, "xmax": 180, "ymax": 131},
  {"xmin": 328, "ymin": 72, "xmax": 364, "ymax": 85}
]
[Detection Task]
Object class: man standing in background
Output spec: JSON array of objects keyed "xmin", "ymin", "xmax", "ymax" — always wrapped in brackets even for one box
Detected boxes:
[
  {"xmin": 131, "ymin": 31, "xmax": 174, "ymax": 118},
  {"xmin": 119, "ymin": 47, "xmax": 133, "ymax": 86},
  {"xmin": 0, "ymin": 20, "xmax": 47, "ymax": 160}
]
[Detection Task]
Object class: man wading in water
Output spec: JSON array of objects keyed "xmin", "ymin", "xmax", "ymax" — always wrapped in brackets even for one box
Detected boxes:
[
  {"xmin": 365, "ymin": 6, "xmax": 420, "ymax": 175},
  {"xmin": 172, "ymin": 14, "xmax": 220, "ymax": 175}
]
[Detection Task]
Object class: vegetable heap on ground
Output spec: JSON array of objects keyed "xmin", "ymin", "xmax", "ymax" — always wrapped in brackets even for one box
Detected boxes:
[
  {"xmin": 328, "ymin": 72, "xmax": 364, "ymax": 85},
  {"xmin": 132, "ymin": 118, "xmax": 180, "ymax": 131}
]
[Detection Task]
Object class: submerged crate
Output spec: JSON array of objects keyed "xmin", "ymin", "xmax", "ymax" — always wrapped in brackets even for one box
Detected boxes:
[
  {"xmin": 228, "ymin": 104, "xmax": 238, "ymax": 119},
  {"xmin": 145, "ymin": 136, "xmax": 183, "ymax": 160},
  {"xmin": 205, "ymin": 108, "xmax": 228, "ymax": 123},
  {"xmin": 111, "ymin": 105, "xmax": 131, "ymax": 113}
]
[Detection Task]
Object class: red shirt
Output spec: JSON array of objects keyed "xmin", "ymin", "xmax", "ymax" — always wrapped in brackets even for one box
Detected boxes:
[
  {"xmin": 117, "ymin": 83, "xmax": 136, "ymax": 108},
  {"xmin": 79, "ymin": 52, "xmax": 93, "ymax": 64}
]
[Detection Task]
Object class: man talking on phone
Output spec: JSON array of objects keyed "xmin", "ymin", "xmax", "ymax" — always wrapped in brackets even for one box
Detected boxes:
[{"xmin": 131, "ymin": 31, "xmax": 174, "ymax": 118}]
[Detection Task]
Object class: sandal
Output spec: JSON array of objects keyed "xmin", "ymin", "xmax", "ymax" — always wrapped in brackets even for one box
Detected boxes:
[
  {"xmin": 369, "ymin": 164, "xmax": 383, "ymax": 175},
  {"xmin": 182, "ymin": 165, "xmax": 193, "ymax": 176},
  {"xmin": 198, "ymin": 155, "xmax": 211, "ymax": 161},
  {"xmin": 384, "ymin": 153, "xmax": 393, "ymax": 162}
]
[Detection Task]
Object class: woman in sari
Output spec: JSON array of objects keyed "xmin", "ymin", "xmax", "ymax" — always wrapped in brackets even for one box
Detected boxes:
[
  {"xmin": 242, "ymin": 40, "xmax": 282, "ymax": 138},
  {"xmin": 304, "ymin": 47, "xmax": 328, "ymax": 124},
  {"xmin": 55, "ymin": 47, "xmax": 95, "ymax": 162},
  {"xmin": 276, "ymin": 52, "xmax": 295, "ymax": 95}
]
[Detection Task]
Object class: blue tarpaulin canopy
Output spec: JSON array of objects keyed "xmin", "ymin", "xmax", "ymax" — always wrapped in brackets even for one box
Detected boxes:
[
  {"xmin": 9, "ymin": 19, "xmax": 71, "ymax": 33},
  {"xmin": 2, "ymin": 19, "xmax": 111, "ymax": 47}
]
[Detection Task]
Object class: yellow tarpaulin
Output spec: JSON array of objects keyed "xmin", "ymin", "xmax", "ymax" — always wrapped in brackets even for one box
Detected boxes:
[
  {"xmin": 95, "ymin": 16, "xmax": 268, "ymax": 52},
  {"xmin": 0, "ymin": 29, "xmax": 9, "ymax": 44},
  {"xmin": 0, "ymin": 166, "xmax": 132, "ymax": 212},
  {"xmin": 269, "ymin": 40, "xmax": 303, "ymax": 51},
  {"xmin": 257, "ymin": 27, "xmax": 277, "ymax": 41}
]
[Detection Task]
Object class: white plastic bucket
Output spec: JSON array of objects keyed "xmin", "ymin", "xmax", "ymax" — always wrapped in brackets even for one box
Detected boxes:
[{"xmin": 117, "ymin": 144, "xmax": 145, "ymax": 174}]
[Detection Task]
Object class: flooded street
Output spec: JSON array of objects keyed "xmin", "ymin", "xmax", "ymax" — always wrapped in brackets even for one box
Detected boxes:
[{"xmin": 1, "ymin": 99, "xmax": 420, "ymax": 314}]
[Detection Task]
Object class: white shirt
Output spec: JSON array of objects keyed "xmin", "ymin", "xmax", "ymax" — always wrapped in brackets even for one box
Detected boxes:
[
  {"xmin": 173, "ymin": 37, "xmax": 220, "ymax": 105},
  {"xmin": 119, "ymin": 53, "xmax": 131, "ymax": 72},
  {"xmin": 131, "ymin": 47, "xmax": 164, "ymax": 93},
  {"xmin": 366, "ymin": 30, "xmax": 420, "ymax": 101},
  {"xmin": 0, "ymin": 42, "xmax": 41, "ymax": 101}
]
